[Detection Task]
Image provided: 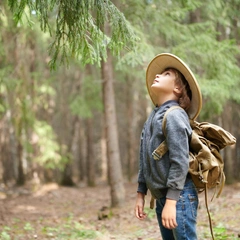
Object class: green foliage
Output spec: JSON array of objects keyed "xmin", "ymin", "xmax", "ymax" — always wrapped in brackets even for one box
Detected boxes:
[
  {"xmin": 116, "ymin": 27, "xmax": 155, "ymax": 69},
  {"xmin": 69, "ymin": 74, "xmax": 103, "ymax": 118},
  {"xmin": 0, "ymin": 227, "xmax": 11, "ymax": 240},
  {"xmin": 0, "ymin": 231, "xmax": 11, "ymax": 240},
  {"xmin": 0, "ymin": 71, "xmax": 8, "ymax": 115},
  {"xmin": 7, "ymin": 0, "xmax": 139, "ymax": 68},
  {"xmin": 35, "ymin": 82, "xmax": 57, "ymax": 111},
  {"xmin": 145, "ymin": 207, "xmax": 156, "ymax": 220},
  {"xmin": 200, "ymin": 224, "xmax": 239, "ymax": 240},
  {"xmin": 23, "ymin": 222, "xmax": 34, "ymax": 232},
  {"xmin": 0, "ymin": 214, "xmax": 103, "ymax": 239},
  {"xmin": 213, "ymin": 225, "xmax": 238, "ymax": 240},
  {"xmin": 173, "ymin": 37, "xmax": 240, "ymax": 117},
  {"xmin": 42, "ymin": 224, "xmax": 99, "ymax": 239},
  {"xmin": 213, "ymin": 224, "xmax": 238, "ymax": 240},
  {"xmin": 34, "ymin": 120, "xmax": 67, "ymax": 170},
  {"xmin": 70, "ymin": 95, "xmax": 93, "ymax": 118}
]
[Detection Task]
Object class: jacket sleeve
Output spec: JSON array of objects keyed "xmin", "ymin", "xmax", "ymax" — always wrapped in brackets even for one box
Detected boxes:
[
  {"xmin": 165, "ymin": 109, "xmax": 191, "ymax": 200},
  {"xmin": 137, "ymin": 126, "xmax": 148, "ymax": 195}
]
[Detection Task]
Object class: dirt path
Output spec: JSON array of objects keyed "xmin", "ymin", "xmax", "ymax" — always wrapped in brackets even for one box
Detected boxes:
[{"xmin": 0, "ymin": 182, "xmax": 239, "ymax": 239}]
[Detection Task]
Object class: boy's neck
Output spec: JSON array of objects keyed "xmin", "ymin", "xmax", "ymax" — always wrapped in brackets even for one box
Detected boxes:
[{"xmin": 155, "ymin": 95, "xmax": 178, "ymax": 107}]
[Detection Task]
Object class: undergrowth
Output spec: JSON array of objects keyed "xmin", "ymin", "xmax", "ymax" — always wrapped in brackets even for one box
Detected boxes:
[
  {"xmin": 0, "ymin": 213, "xmax": 238, "ymax": 240},
  {"xmin": 199, "ymin": 224, "xmax": 239, "ymax": 240},
  {"xmin": 0, "ymin": 214, "xmax": 103, "ymax": 240}
]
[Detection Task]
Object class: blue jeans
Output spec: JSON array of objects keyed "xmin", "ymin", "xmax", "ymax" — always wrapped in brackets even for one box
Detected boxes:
[{"xmin": 155, "ymin": 178, "xmax": 198, "ymax": 240}]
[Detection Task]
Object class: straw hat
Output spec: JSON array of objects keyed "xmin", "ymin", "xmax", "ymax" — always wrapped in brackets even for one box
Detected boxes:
[{"xmin": 146, "ymin": 53, "xmax": 202, "ymax": 120}]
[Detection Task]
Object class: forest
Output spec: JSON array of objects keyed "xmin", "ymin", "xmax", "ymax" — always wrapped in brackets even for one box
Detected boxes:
[{"xmin": 0, "ymin": 0, "xmax": 240, "ymax": 239}]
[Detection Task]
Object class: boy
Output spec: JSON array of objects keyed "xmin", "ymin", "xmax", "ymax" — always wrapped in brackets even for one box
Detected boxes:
[{"xmin": 135, "ymin": 53, "xmax": 202, "ymax": 240}]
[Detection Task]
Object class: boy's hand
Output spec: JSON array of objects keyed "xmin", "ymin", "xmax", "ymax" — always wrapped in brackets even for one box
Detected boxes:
[
  {"xmin": 135, "ymin": 192, "xmax": 147, "ymax": 220},
  {"xmin": 162, "ymin": 199, "xmax": 178, "ymax": 229}
]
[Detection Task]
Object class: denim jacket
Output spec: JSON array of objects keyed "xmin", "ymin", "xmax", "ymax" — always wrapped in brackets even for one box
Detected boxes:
[{"xmin": 137, "ymin": 100, "xmax": 192, "ymax": 200}]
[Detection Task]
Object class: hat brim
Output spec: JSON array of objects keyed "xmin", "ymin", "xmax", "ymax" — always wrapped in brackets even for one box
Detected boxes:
[{"xmin": 146, "ymin": 53, "xmax": 202, "ymax": 120}]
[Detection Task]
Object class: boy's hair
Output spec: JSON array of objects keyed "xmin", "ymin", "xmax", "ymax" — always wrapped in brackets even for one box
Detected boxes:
[{"xmin": 166, "ymin": 68, "xmax": 192, "ymax": 111}]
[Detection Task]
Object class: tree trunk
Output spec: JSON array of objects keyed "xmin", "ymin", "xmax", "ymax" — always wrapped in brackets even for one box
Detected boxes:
[
  {"xmin": 60, "ymin": 116, "xmax": 77, "ymax": 186},
  {"xmin": 57, "ymin": 69, "xmax": 77, "ymax": 186},
  {"xmin": 126, "ymin": 77, "xmax": 137, "ymax": 182},
  {"xmin": 0, "ymin": 117, "xmax": 18, "ymax": 184},
  {"xmin": 86, "ymin": 118, "xmax": 95, "ymax": 186},
  {"xmin": 189, "ymin": 8, "xmax": 201, "ymax": 23},
  {"xmin": 101, "ymin": 50, "xmax": 125, "ymax": 207},
  {"xmin": 100, "ymin": 115, "xmax": 108, "ymax": 182},
  {"xmin": 61, "ymin": 162, "xmax": 74, "ymax": 186},
  {"xmin": 78, "ymin": 119, "xmax": 86, "ymax": 182},
  {"xmin": 16, "ymin": 141, "xmax": 25, "ymax": 185},
  {"xmin": 221, "ymin": 103, "xmax": 234, "ymax": 183}
]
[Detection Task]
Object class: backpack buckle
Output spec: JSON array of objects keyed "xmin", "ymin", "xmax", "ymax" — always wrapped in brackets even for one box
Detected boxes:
[{"xmin": 152, "ymin": 150, "xmax": 161, "ymax": 160}]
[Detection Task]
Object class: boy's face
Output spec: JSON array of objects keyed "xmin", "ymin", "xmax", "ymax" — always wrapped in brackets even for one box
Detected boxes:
[{"xmin": 151, "ymin": 69, "xmax": 177, "ymax": 96}]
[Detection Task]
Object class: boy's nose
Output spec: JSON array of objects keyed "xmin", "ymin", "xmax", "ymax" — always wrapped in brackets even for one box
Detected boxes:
[{"xmin": 155, "ymin": 74, "xmax": 161, "ymax": 78}]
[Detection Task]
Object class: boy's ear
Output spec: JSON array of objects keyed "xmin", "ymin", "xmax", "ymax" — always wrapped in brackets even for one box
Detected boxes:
[{"xmin": 173, "ymin": 86, "xmax": 182, "ymax": 96}]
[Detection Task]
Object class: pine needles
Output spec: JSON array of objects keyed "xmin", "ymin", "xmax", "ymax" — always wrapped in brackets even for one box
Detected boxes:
[{"xmin": 7, "ymin": 0, "xmax": 138, "ymax": 68}]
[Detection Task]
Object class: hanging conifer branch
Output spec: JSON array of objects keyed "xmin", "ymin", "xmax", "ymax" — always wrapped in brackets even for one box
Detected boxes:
[{"xmin": 7, "ymin": 0, "xmax": 138, "ymax": 68}]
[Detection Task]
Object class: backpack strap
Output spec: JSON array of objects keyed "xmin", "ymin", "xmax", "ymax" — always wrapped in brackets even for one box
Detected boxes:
[
  {"xmin": 162, "ymin": 106, "xmax": 182, "ymax": 135},
  {"xmin": 152, "ymin": 106, "xmax": 182, "ymax": 160},
  {"xmin": 205, "ymin": 184, "xmax": 215, "ymax": 240}
]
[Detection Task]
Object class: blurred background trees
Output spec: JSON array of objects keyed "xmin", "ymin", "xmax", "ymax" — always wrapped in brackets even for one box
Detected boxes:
[{"xmin": 0, "ymin": 0, "xmax": 240, "ymax": 207}]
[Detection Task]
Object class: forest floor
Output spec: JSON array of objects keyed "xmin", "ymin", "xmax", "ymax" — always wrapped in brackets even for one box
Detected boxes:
[{"xmin": 0, "ymin": 181, "xmax": 240, "ymax": 240}]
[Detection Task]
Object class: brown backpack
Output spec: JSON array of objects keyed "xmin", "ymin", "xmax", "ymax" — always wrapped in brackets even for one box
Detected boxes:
[{"xmin": 152, "ymin": 106, "xmax": 236, "ymax": 240}]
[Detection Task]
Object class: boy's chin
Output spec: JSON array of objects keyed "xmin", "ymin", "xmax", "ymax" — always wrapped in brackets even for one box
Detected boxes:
[{"xmin": 151, "ymin": 84, "xmax": 160, "ymax": 93}]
